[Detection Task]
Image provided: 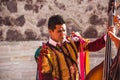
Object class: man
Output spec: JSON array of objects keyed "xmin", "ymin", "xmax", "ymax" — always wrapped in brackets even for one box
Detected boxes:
[{"xmin": 35, "ymin": 15, "xmax": 106, "ymax": 80}]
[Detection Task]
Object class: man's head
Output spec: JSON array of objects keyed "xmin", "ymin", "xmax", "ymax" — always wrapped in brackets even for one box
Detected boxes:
[{"xmin": 48, "ymin": 15, "xmax": 67, "ymax": 42}]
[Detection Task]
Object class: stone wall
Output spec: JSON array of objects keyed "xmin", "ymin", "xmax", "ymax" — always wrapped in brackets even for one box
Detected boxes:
[
  {"xmin": 0, "ymin": 0, "xmax": 118, "ymax": 41},
  {"xmin": 0, "ymin": 0, "xmax": 119, "ymax": 80}
]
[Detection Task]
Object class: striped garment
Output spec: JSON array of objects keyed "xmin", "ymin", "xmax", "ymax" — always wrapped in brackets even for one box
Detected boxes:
[{"xmin": 35, "ymin": 35, "xmax": 105, "ymax": 80}]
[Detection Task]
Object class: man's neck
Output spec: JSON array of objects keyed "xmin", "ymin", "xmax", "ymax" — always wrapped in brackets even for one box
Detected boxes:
[{"xmin": 49, "ymin": 38, "xmax": 66, "ymax": 46}]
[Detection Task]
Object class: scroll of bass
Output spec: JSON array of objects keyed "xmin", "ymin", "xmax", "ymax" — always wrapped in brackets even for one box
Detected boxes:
[{"xmin": 85, "ymin": 0, "xmax": 118, "ymax": 80}]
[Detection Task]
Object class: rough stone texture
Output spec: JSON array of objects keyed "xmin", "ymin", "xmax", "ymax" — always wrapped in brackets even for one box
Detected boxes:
[
  {"xmin": 3, "ymin": 16, "xmax": 13, "ymax": 26},
  {"xmin": 6, "ymin": 29, "xmax": 24, "ymax": 41},
  {"xmin": 24, "ymin": 29, "xmax": 37, "ymax": 40},
  {"xmin": 6, "ymin": 0, "xmax": 17, "ymax": 13},
  {"xmin": 83, "ymin": 27, "xmax": 98, "ymax": 38},
  {"xmin": 37, "ymin": 18, "xmax": 46, "ymax": 27},
  {"xmin": 15, "ymin": 15, "xmax": 25, "ymax": 26},
  {"xmin": 54, "ymin": 0, "xmax": 66, "ymax": 10},
  {"xmin": 0, "ymin": 16, "xmax": 3, "ymax": 26},
  {"xmin": 0, "ymin": 0, "xmax": 119, "ymax": 80},
  {"xmin": 0, "ymin": 0, "xmax": 114, "ymax": 41},
  {"xmin": 0, "ymin": 30, "xmax": 3, "ymax": 41},
  {"xmin": 24, "ymin": 4, "xmax": 33, "ymax": 11},
  {"xmin": 89, "ymin": 14, "xmax": 104, "ymax": 25},
  {"xmin": 33, "ymin": 5, "xmax": 39, "ymax": 13}
]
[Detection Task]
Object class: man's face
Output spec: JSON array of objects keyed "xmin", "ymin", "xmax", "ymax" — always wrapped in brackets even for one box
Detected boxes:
[{"xmin": 49, "ymin": 24, "xmax": 67, "ymax": 42}]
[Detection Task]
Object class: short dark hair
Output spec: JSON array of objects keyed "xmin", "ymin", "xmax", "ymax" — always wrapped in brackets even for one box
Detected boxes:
[{"xmin": 48, "ymin": 15, "xmax": 65, "ymax": 31}]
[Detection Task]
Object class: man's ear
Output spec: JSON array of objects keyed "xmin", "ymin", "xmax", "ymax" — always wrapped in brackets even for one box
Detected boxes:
[
  {"xmin": 48, "ymin": 29, "xmax": 53, "ymax": 36},
  {"xmin": 48, "ymin": 29, "xmax": 52, "ymax": 34}
]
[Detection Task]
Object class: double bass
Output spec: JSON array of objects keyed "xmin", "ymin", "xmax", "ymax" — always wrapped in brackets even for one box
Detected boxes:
[{"xmin": 85, "ymin": 0, "xmax": 117, "ymax": 80}]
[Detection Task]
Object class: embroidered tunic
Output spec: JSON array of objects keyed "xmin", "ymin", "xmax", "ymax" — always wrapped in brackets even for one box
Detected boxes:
[{"xmin": 35, "ymin": 35, "xmax": 105, "ymax": 80}]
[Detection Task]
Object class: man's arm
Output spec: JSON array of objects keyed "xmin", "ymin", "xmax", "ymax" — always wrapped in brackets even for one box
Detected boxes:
[
  {"xmin": 35, "ymin": 46, "xmax": 53, "ymax": 80},
  {"xmin": 85, "ymin": 36, "xmax": 105, "ymax": 51}
]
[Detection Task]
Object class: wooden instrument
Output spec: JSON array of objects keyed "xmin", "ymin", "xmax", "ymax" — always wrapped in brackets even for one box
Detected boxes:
[{"xmin": 85, "ymin": 0, "xmax": 118, "ymax": 80}]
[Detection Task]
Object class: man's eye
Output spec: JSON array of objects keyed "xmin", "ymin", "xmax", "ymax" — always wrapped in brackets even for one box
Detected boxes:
[
  {"xmin": 62, "ymin": 30, "xmax": 65, "ymax": 32},
  {"xmin": 57, "ymin": 29, "xmax": 65, "ymax": 33},
  {"xmin": 58, "ymin": 30, "xmax": 62, "ymax": 33},
  {"xmin": 58, "ymin": 30, "xmax": 65, "ymax": 33}
]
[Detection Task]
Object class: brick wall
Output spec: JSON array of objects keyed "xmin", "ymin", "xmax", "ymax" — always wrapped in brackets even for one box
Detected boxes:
[
  {"xmin": 0, "ymin": 41, "xmax": 41, "ymax": 80},
  {"xmin": 0, "ymin": 40, "xmax": 117, "ymax": 80}
]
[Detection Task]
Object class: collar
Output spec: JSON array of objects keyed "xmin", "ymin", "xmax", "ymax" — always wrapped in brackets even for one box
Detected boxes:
[{"xmin": 48, "ymin": 37, "xmax": 69, "ymax": 46}]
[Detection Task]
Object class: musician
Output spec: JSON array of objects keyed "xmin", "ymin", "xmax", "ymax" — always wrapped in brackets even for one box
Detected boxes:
[{"xmin": 34, "ymin": 14, "xmax": 106, "ymax": 80}]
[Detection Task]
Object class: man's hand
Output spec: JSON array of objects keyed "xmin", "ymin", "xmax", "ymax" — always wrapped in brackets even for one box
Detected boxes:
[{"xmin": 108, "ymin": 27, "xmax": 120, "ymax": 48}]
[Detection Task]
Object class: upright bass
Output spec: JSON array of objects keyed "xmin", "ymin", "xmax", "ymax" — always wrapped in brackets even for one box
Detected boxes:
[{"xmin": 85, "ymin": 0, "xmax": 117, "ymax": 80}]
